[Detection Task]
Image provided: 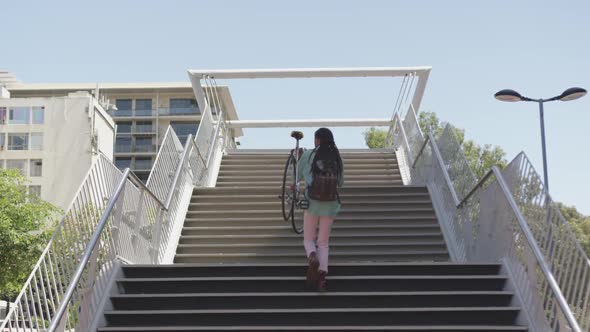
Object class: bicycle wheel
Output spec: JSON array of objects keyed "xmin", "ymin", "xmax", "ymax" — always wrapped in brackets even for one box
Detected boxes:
[
  {"xmin": 290, "ymin": 189, "xmax": 304, "ymax": 234},
  {"xmin": 281, "ymin": 153, "xmax": 296, "ymax": 222}
]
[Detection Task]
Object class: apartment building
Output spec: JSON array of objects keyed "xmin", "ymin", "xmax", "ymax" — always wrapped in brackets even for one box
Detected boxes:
[
  {"xmin": 0, "ymin": 84, "xmax": 115, "ymax": 210},
  {"xmin": 6, "ymin": 80, "xmax": 238, "ymax": 182}
]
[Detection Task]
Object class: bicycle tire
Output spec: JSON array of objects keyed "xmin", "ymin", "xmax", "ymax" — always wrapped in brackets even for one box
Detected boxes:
[{"xmin": 281, "ymin": 153, "xmax": 296, "ymax": 222}]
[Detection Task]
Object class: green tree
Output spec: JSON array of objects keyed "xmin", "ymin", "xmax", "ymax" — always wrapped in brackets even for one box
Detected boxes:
[
  {"xmin": 0, "ymin": 168, "xmax": 60, "ymax": 300},
  {"xmin": 363, "ymin": 111, "xmax": 590, "ymax": 255},
  {"xmin": 363, "ymin": 127, "xmax": 388, "ymax": 149},
  {"xmin": 557, "ymin": 203, "xmax": 590, "ymax": 254},
  {"xmin": 417, "ymin": 111, "xmax": 507, "ymax": 178}
]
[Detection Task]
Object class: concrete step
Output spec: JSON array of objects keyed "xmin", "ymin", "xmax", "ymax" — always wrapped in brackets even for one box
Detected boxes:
[
  {"xmin": 103, "ymin": 307, "xmax": 520, "ymax": 327},
  {"xmin": 116, "ymin": 275, "xmax": 508, "ymax": 294},
  {"xmin": 185, "ymin": 209, "xmax": 436, "ymax": 220},
  {"xmin": 178, "ymin": 233, "xmax": 445, "ymax": 245},
  {"xmin": 110, "ymin": 291, "xmax": 514, "ymax": 310},
  {"xmin": 215, "ymin": 180, "xmax": 404, "ymax": 187},
  {"xmin": 99, "ymin": 326, "xmax": 528, "ymax": 331},
  {"xmin": 192, "ymin": 192, "xmax": 432, "ymax": 203},
  {"xmin": 173, "ymin": 251, "xmax": 450, "ymax": 264},
  {"xmin": 121, "ymin": 263, "xmax": 504, "ymax": 278},
  {"xmin": 187, "ymin": 200, "xmax": 433, "ymax": 211},
  {"xmin": 175, "ymin": 241, "xmax": 447, "ymax": 254},
  {"xmin": 180, "ymin": 224, "xmax": 442, "ymax": 236},
  {"xmin": 182, "ymin": 217, "xmax": 439, "ymax": 227},
  {"xmin": 216, "ymin": 174, "xmax": 402, "ymax": 182},
  {"xmin": 193, "ymin": 186, "xmax": 429, "ymax": 195},
  {"xmin": 217, "ymin": 169, "xmax": 401, "ymax": 176}
]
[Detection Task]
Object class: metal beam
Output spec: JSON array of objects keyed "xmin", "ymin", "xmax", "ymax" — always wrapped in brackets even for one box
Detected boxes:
[
  {"xmin": 227, "ymin": 119, "xmax": 391, "ymax": 128},
  {"xmin": 188, "ymin": 67, "xmax": 431, "ymax": 79}
]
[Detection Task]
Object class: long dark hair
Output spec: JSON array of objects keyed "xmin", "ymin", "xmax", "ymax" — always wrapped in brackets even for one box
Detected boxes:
[{"xmin": 311, "ymin": 127, "xmax": 343, "ymax": 177}]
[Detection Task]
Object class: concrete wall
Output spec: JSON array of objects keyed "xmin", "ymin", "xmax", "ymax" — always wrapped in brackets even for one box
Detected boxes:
[{"xmin": 0, "ymin": 94, "xmax": 115, "ymax": 210}]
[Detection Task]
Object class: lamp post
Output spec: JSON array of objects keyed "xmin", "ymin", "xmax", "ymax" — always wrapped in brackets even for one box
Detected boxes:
[{"xmin": 494, "ymin": 87, "xmax": 587, "ymax": 191}]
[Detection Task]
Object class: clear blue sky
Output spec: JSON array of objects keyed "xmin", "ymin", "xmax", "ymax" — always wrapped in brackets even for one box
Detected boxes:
[{"xmin": 3, "ymin": 1, "xmax": 589, "ymax": 214}]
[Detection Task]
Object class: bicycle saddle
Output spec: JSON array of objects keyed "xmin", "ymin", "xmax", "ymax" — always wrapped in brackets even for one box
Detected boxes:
[{"xmin": 290, "ymin": 131, "xmax": 304, "ymax": 140}]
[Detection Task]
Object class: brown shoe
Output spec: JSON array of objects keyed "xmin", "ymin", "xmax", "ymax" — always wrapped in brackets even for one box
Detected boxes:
[
  {"xmin": 306, "ymin": 252, "xmax": 320, "ymax": 290},
  {"xmin": 317, "ymin": 270, "xmax": 327, "ymax": 292}
]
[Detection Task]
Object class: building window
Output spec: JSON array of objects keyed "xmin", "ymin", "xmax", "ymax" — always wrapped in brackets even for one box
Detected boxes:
[
  {"xmin": 135, "ymin": 99, "xmax": 153, "ymax": 116},
  {"xmin": 6, "ymin": 159, "xmax": 27, "ymax": 175},
  {"xmin": 116, "ymin": 99, "xmax": 132, "ymax": 110},
  {"xmin": 29, "ymin": 185, "xmax": 41, "ymax": 198},
  {"xmin": 135, "ymin": 121, "xmax": 153, "ymax": 133},
  {"xmin": 170, "ymin": 121, "xmax": 199, "ymax": 141},
  {"xmin": 115, "ymin": 99, "xmax": 132, "ymax": 117},
  {"xmin": 134, "ymin": 137, "xmax": 153, "ymax": 152},
  {"xmin": 7, "ymin": 133, "xmax": 28, "ymax": 150},
  {"xmin": 30, "ymin": 133, "xmax": 43, "ymax": 151},
  {"xmin": 134, "ymin": 157, "xmax": 153, "ymax": 170},
  {"xmin": 0, "ymin": 133, "xmax": 5, "ymax": 151},
  {"xmin": 169, "ymin": 99, "xmax": 199, "ymax": 115},
  {"xmin": 9, "ymin": 107, "xmax": 30, "ymax": 124},
  {"xmin": 0, "ymin": 107, "xmax": 6, "ymax": 124},
  {"xmin": 116, "ymin": 137, "xmax": 132, "ymax": 152},
  {"xmin": 115, "ymin": 157, "xmax": 132, "ymax": 170},
  {"xmin": 117, "ymin": 122, "xmax": 132, "ymax": 134},
  {"xmin": 32, "ymin": 106, "xmax": 45, "ymax": 124},
  {"xmin": 29, "ymin": 159, "xmax": 42, "ymax": 177}
]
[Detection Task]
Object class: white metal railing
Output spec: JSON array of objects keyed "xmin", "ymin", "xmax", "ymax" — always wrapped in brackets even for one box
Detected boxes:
[
  {"xmin": 0, "ymin": 98, "xmax": 229, "ymax": 331},
  {"xmin": 389, "ymin": 105, "xmax": 585, "ymax": 331}
]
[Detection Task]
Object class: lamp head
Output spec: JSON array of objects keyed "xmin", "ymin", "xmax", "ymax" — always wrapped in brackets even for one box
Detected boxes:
[
  {"xmin": 494, "ymin": 89, "xmax": 524, "ymax": 102},
  {"xmin": 558, "ymin": 87, "xmax": 587, "ymax": 102}
]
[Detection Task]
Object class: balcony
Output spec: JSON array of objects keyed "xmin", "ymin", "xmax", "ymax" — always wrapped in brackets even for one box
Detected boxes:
[
  {"xmin": 110, "ymin": 109, "xmax": 157, "ymax": 117},
  {"xmin": 133, "ymin": 144, "xmax": 157, "ymax": 153},
  {"xmin": 159, "ymin": 107, "xmax": 200, "ymax": 116},
  {"xmin": 115, "ymin": 144, "xmax": 133, "ymax": 153},
  {"xmin": 115, "ymin": 144, "xmax": 157, "ymax": 154},
  {"xmin": 117, "ymin": 125, "xmax": 156, "ymax": 135},
  {"xmin": 110, "ymin": 108, "xmax": 201, "ymax": 117},
  {"xmin": 133, "ymin": 159, "xmax": 153, "ymax": 171}
]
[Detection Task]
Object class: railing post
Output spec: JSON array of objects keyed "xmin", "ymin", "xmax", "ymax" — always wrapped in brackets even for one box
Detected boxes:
[
  {"xmin": 150, "ymin": 208, "xmax": 165, "ymax": 264},
  {"xmin": 133, "ymin": 188, "xmax": 146, "ymax": 252},
  {"xmin": 111, "ymin": 179, "xmax": 127, "ymax": 255},
  {"xmin": 78, "ymin": 244, "xmax": 100, "ymax": 331}
]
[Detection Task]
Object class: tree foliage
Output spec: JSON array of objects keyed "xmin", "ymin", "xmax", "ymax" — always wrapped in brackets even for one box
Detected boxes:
[
  {"xmin": 557, "ymin": 202, "xmax": 590, "ymax": 254},
  {"xmin": 362, "ymin": 111, "xmax": 590, "ymax": 254},
  {"xmin": 363, "ymin": 127, "xmax": 388, "ymax": 149},
  {"xmin": 0, "ymin": 169, "xmax": 60, "ymax": 300},
  {"xmin": 417, "ymin": 111, "xmax": 507, "ymax": 178}
]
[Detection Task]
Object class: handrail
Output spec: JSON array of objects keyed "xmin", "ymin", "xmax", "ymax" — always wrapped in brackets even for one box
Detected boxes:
[
  {"xmin": 426, "ymin": 132, "xmax": 460, "ymax": 205},
  {"xmin": 411, "ymin": 134, "xmax": 429, "ymax": 169},
  {"xmin": 128, "ymin": 169, "xmax": 167, "ymax": 208},
  {"xmin": 47, "ymin": 168, "xmax": 131, "ymax": 332},
  {"xmin": 457, "ymin": 169, "xmax": 495, "ymax": 208},
  {"xmin": 164, "ymin": 134, "xmax": 194, "ymax": 208},
  {"xmin": 397, "ymin": 112, "xmax": 582, "ymax": 330},
  {"xmin": 493, "ymin": 166, "xmax": 581, "ymax": 332}
]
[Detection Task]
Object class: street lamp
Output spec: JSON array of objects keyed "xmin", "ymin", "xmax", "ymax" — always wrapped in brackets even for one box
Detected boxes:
[{"xmin": 494, "ymin": 87, "xmax": 587, "ymax": 191}]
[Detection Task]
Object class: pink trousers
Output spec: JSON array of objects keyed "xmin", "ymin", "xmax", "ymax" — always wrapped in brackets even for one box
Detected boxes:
[{"xmin": 303, "ymin": 211, "xmax": 334, "ymax": 273}]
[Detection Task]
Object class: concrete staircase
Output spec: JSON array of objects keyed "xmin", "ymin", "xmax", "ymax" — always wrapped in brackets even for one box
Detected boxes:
[
  {"xmin": 176, "ymin": 150, "xmax": 447, "ymax": 264},
  {"xmin": 98, "ymin": 150, "xmax": 528, "ymax": 331}
]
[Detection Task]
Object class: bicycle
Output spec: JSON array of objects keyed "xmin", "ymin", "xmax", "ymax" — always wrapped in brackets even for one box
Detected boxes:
[{"xmin": 280, "ymin": 131, "xmax": 309, "ymax": 234}]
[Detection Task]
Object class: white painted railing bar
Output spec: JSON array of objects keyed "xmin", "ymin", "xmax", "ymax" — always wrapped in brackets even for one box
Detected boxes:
[
  {"xmin": 47, "ymin": 169, "xmax": 131, "ymax": 331},
  {"xmin": 204, "ymin": 76, "xmax": 225, "ymax": 167},
  {"xmin": 188, "ymin": 66, "xmax": 432, "ymax": 79},
  {"xmin": 226, "ymin": 118, "xmax": 392, "ymax": 128},
  {"xmin": 164, "ymin": 134, "xmax": 194, "ymax": 208}
]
